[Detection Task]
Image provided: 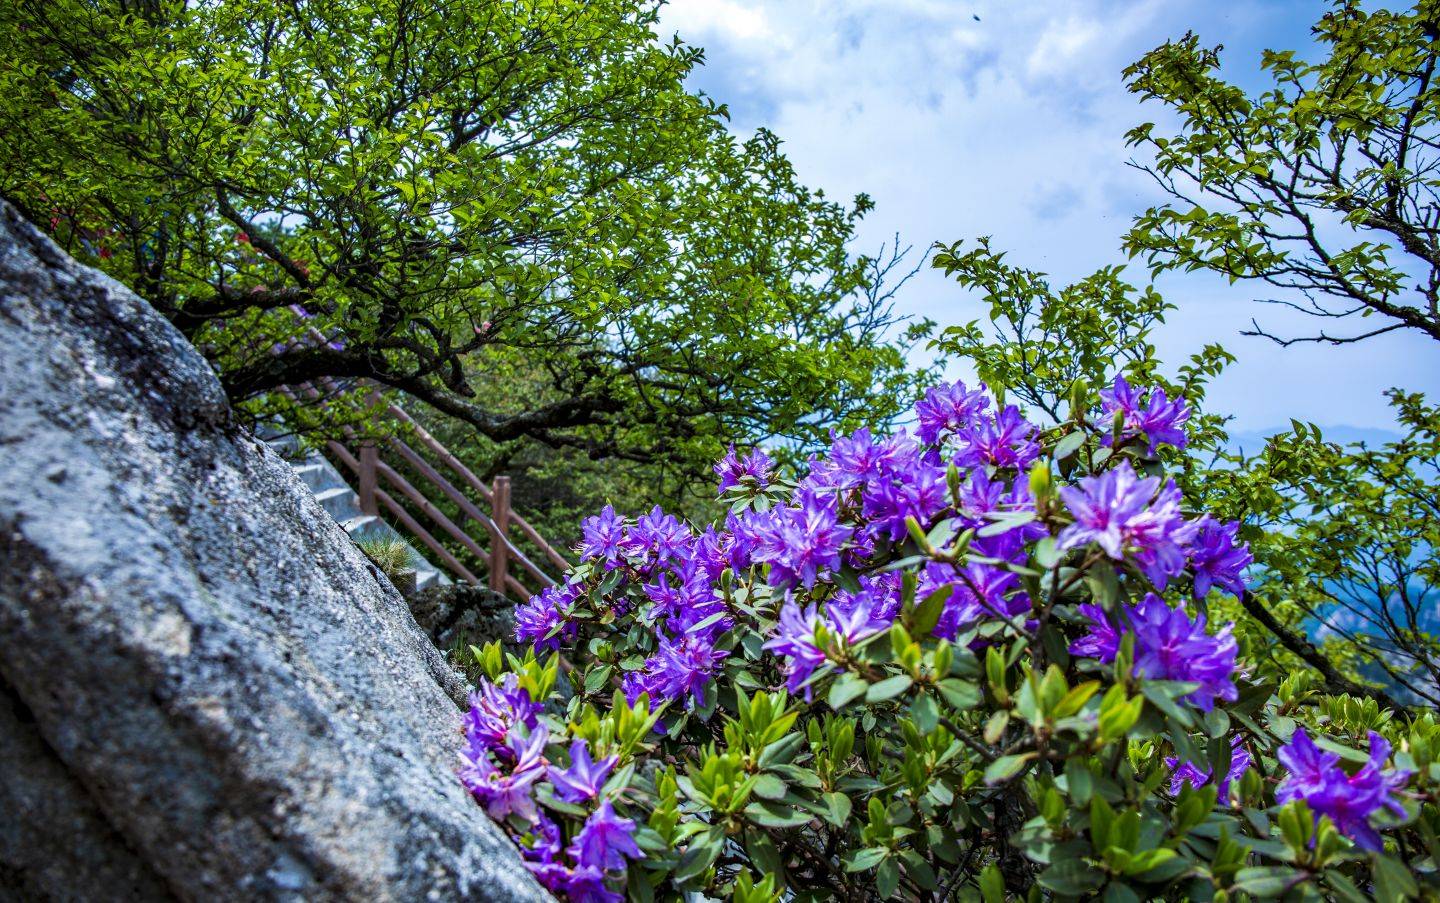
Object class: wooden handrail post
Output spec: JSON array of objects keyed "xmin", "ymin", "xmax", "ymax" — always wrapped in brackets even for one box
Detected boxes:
[
  {"xmin": 358, "ymin": 442, "xmax": 379, "ymax": 515},
  {"xmin": 490, "ymin": 476, "xmax": 511, "ymax": 594}
]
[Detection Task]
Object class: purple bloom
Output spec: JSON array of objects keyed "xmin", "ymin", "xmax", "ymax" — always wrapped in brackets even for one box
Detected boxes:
[
  {"xmin": 1277, "ymin": 729, "xmax": 1411, "ymax": 851},
  {"xmin": 919, "ymin": 562, "xmax": 1030, "ymax": 640},
  {"xmin": 763, "ymin": 599, "xmax": 827, "ymax": 695},
  {"xmin": 578, "ymin": 505, "xmax": 626, "ymax": 568},
  {"xmin": 1068, "ymin": 603, "xmax": 1122, "ymax": 661},
  {"xmin": 950, "ymin": 405, "xmax": 1041, "ymax": 471},
  {"xmin": 915, "ymin": 380, "xmax": 991, "ymax": 445},
  {"xmin": 715, "ymin": 444, "xmax": 774, "ymax": 495},
  {"xmin": 644, "ymin": 632, "xmax": 727, "ymax": 707},
  {"xmin": 807, "ymin": 426, "xmax": 924, "ymax": 495},
  {"xmin": 1071, "ymin": 594, "xmax": 1237, "ymax": 711},
  {"xmin": 827, "ymin": 588, "xmax": 897, "ymax": 642},
  {"xmin": 861, "ymin": 456, "xmax": 948, "ymax": 542},
  {"xmin": 624, "ymin": 506, "xmax": 692, "ymax": 569},
  {"xmin": 1101, "ymin": 375, "xmax": 1190, "ymax": 454},
  {"xmin": 1187, "ymin": 516, "xmax": 1252, "ymax": 598},
  {"xmin": 1165, "ymin": 735, "xmax": 1251, "ymax": 797},
  {"xmin": 464, "ymin": 674, "xmax": 542, "ymax": 753},
  {"xmin": 568, "ymin": 799, "xmax": 644, "ymax": 872},
  {"xmin": 549, "ymin": 739, "xmax": 618, "ymax": 804},
  {"xmin": 519, "ymin": 813, "xmax": 563, "ymax": 864},
  {"xmin": 558, "ymin": 866, "xmax": 624, "ymax": 903},
  {"xmin": 459, "ymin": 724, "xmax": 548, "ymax": 823},
  {"xmin": 753, "ymin": 490, "xmax": 854, "ymax": 588},
  {"xmin": 527, "ymin": 864, "xmax": 623, "ymax": 903},
  {"xmin": 1057, "ymin": 462, "xmax": 1194, "ymax": 589},
  {"xmin": 620, "ymin": 671, "xmax": 650, "ymax": 708},
  {"xmin": 515, "ymin": 583, "xmax": 579, "ymax": 652}
]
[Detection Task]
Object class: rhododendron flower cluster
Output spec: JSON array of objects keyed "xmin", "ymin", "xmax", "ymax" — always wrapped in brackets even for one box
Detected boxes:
[
  {"xmin": 1277, "ymin": 729, "xmax": 1411, "ymax": 852},
  {"xmin": 455, "ymin": 376, "xmax": 1425, "ymax": 902}
]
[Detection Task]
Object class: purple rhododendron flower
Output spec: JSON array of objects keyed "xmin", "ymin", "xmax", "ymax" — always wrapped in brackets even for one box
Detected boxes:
[
  {"xmin": 763, "ymin": 599, "xmax": 827, "ymax": 695},
  {"xmin": 620, "ymin": 671, "xmax": 650, "ymax": 708},
  {"xmin": 1068, "ymin": 603, "xmax": 1122, "ymax": 661},
  {"xmin": 578, "ymin": 505, "xmax": 626, "ymax": 568},
  {"xmin": 753, "ymin": 490, "xmax": 854, "ymax": 588},
  {"xmin": 715, "ymin": 444, "xmax": 774, "ymax": 495},
  {"xmin": 1277, "ymin": 729, "xmax": 1411, "ymax": 851},
  {"xmin": 915, "ymin": 380, "xmax": 991, "ymax": 445},
  {"xmin": 1127, "ymin": 595, "xmax": 1238, "ymax": 711},
  {"xmin": 1070, "ymin": 594, "xmax": 1237, "ymax": 711},
  {"xmin": 568, "ymin": 799, "xmax": 644, "ymax": 872},
  {"xmin": 861, "ymin": 456, "xmax": 948, "ymax": 542},
  {"xmin": 919, "ymin": 562, "xmax": 1031, "ymax": 640},
  {"xmin": 515, "ymin": 583, "xmax": 580, "ymax": 652},
  {"xmin": 950, "ymin": 405, "xmax": 1041, "ymax": 471},
  {"xmin": 558, "ymin": 866, "xmax": 623, "ymax": 903},
  {"xmin": 624, "ymin": 506, "xmax": 692, "ymax": 569},
  {"xmin": 1165, "ymin": 735, "xmax": 1251, "ymax": 797},
  {"xmin": 464, "ymin": 674, "xmax": 542, "ymax": 753},
  {"xmin": 643, "ymin": 632, "xmax": 727, "ymax": 706},
  {"xmin": 459, "ymin": 725, "xmax": 548, "ymax": 823},
  {"xmin": 519, "ymin": 812, "xmax": 563, "ymax": 864},
  {"xmin": 1101, "ymin": 374, "xmax": 1190, "ymax": 454},
  {"xmin": 549, "ymin": 739, "xmax": 618, "ymax": 804},
  {"xmin": 1188, "ymin": 516, "xmax": 1252, "ymax": 598},
  {"xmin": 1057, "ymin": 462, "xmax": 1194, "ymax": 588},
  {"xmin": 764, "ymin": 589, "xmax": 894, "ymax": 697}
]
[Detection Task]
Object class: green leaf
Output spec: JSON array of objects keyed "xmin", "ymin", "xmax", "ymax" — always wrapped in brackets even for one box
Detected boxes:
[
  {"xmin": 1038, "ymin": 860, "xmax": 1104, "ymax": 895},
  {"xmin": 984, "ymin": 752, "xmax": 1035, "ymax": 785},
  {"xmin": 1372, "ymin": 853, "xmax": 1420, "ymax": 902},
  {"xmin": 866, "ymin": 674, "xmax": 913, "ymax": 703},
  {"xmin": 979, "ymin": 864, "xmax": 1004, "ymax": 903},
  {"xmin": 583, "ymin": 665, "xmax": 613, "ymax": 694},
  {"xmin": 751, "ymin": 772, "xmax": 786, "ymax": 801},
  {"xmin": 828, "ymin": 673, "xmax": 868, "ymax": 710},
  {"xmin": 1053, "ymin": 430, "xmax": 1087, "ymax": 461},
  {"xmin": 1232, "ymin": 866, "xmax": 1303, "ymax": 898},
  {"xmin": 909, "ymin": 692, "xmax": 939, "ymax": 734},
  {"xmin": 744, "ymin": 800, "xmax": 813, "ymax": 828},
  {"xmin": 843, "ymin": 847, "xmax": 888, "ymax": 872},
  {"xmin": 911, "ymin": 584, "xmax": 951, "ymax": 637},
  {"xmin": 937, "ymin": 677, "xmax": 981, "ymax": 710},
  {"xmin": 823, "ymin": 791, "xmax": 852, "ymax": 828}
]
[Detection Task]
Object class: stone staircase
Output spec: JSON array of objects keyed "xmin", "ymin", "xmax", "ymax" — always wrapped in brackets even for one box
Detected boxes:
[{"xmin": 267, "ymin": 432, "xmax": 447, "ymax": 592}]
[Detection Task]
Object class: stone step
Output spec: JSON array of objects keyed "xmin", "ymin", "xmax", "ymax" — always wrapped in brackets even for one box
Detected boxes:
[
  {"xmin": 313, "ymin": 486, "xmax": 360, "ymax": 521},
  {"xmin": 291, "ymin": 462, "xmax": 329, "ymax": 492},
  {"xmin": 341, "ymin": 515, "xmax": 382, "ymax": 539}
]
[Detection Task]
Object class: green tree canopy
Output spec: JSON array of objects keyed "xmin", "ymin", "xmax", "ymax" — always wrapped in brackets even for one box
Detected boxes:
[
  {"xmin": 0, "ymin": 0, "xmax": 925, "ymax": 473},
  {"xmin": 1124, "ymin": 0, "xmax": 1440, "ymax": 345}
]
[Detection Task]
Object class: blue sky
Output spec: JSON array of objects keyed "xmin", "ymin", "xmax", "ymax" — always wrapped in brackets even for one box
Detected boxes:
[{"xmin": 658, "ymin": 0, "xmax": 1438, "ymax": 438}]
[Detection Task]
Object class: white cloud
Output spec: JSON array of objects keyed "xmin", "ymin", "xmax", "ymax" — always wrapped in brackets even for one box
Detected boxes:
[{"xmin": 658, "ymin": 0, "xmax": 1440, "ymax": 431}]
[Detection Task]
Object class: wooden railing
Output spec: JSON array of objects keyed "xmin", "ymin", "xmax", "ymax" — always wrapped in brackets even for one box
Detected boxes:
[{"xmin": 286, "ymin": 376, "xmax": 572, "ymax": 602}]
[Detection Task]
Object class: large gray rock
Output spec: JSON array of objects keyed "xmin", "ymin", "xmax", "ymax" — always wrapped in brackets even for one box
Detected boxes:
[{"xmin": 0, "ymin": 200, "xmax": 548, "ymax": 902}]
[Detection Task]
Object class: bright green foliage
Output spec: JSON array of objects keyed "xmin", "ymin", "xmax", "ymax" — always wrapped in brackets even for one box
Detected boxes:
[
  {"xmin": 1201, "ymin": 392, "xmax": 1440, "ymax": 707},
  {"xmin": 1123, "ymin": 0, "xmax": 1440, "ymax": 345},
  {"xmin": 475, "ymin": 401, "xmax": 1434, "ymax": 901},
  {"xmin": 929, "ymin": 236, "xmax": 1439, "ymax": 712},
  {"xmin": 929, "ymin": 238, "xmax": 1234, "ymax": 446},
  {"xmin": 0, "ymin": 0, "xmax": 926, "ymax": 473}
]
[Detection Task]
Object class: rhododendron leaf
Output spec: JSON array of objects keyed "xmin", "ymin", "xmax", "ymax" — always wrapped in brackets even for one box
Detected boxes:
[
  {"xmin": 1038, "ymin": 859, "xmax": 1105, "ymax": 895},
  {"xmin": 984, "ymin": 752, "xmax": 1035, "ymax": 785},
  {"xmin": 1054, "ymin": 430, "xmax": 1088, "ymax": 461},
  {"xmin": 938, "ymin": 678, "xmax": 982, "ymax": 711},
  {"xmin": 828, "ymin": 673, "xmax": 868, "ymax": 710},
  {"xmin": 866, "ymin": 674, "xmax": 913, "ymax": 703},
  {"xmin": 843, "ymin": 846, "xmax": 887, "ymax": 873}
]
